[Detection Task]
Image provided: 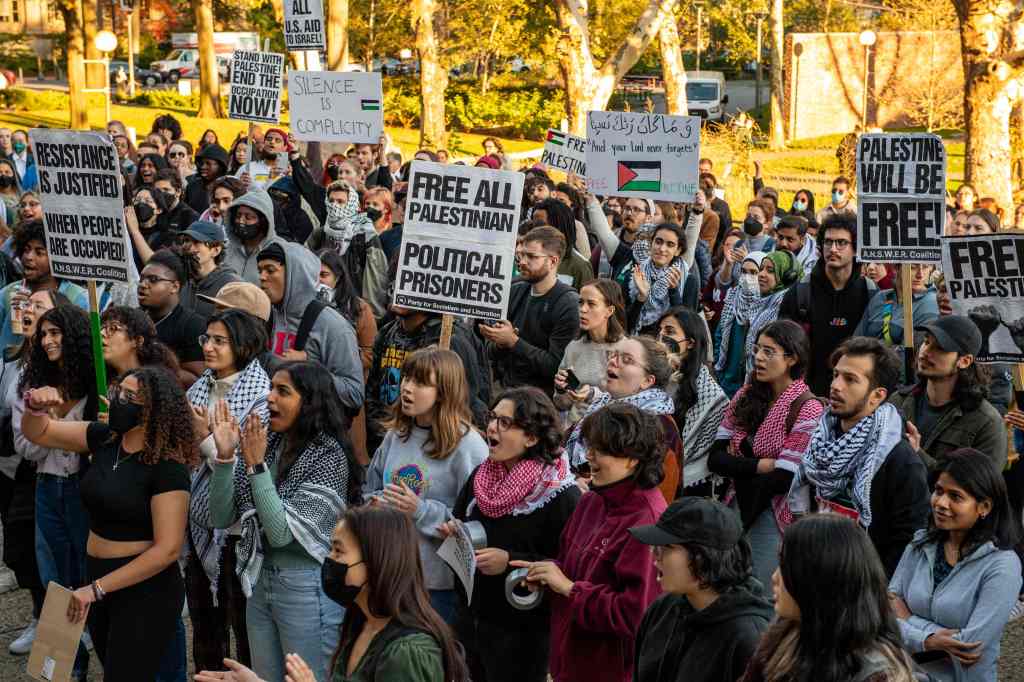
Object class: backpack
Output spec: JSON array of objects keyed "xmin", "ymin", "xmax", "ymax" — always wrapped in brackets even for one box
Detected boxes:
[
  {"xmin": 294, "ymin": 299, "xmax": 329, "ymax": 352},
  {"xmin": 785, "ymin": 390, "xmax": 826, "ymax": 435}
]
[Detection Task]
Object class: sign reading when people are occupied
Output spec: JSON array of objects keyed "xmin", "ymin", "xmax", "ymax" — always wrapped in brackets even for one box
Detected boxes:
[
  {"xmin": 585, "ymin": 111, "xmax": 700, "ymax": 202},
  {"xmin": 856, "ymin": 133, "xmax": 946, "ymax": 263},
  {"xmin": 288, "ymin": 71, "xmax": 383, "ymax": 144},
  {"xmin": 393, "ymin": 161, "xmax": 524, "ymax": 321},
  {"xmin": 228, "ymin": 50, "xmax": 285, "ymax": 123},
  {"xmin": 30, "ymin": 129, "xmax": 129, "ymax": 284},
  {"xmin": 541, "ymin": 129, "xmax": 586, "ymax": 177},
  {"xmin": 283, "ymin": 0, "xmax": 325, "ymax": 51},
  {"xmin": 942, "ymin": 232, "xmax": 1024, "ymax": 363}
]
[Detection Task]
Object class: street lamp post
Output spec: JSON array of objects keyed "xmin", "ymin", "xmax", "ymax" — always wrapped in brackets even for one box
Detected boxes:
[
  {"xmin": 90, "ymin": 31, "xmax": 117, "ymax": 125},
  {"xmin": 858, "ymin": 29, "xmax": 876, "ymax": 130}
]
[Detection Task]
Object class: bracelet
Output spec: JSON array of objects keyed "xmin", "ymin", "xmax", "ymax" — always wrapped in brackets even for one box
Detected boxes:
[{"xmin": 91, "ymin": 580, "xmax": 105, "ymax": 601}]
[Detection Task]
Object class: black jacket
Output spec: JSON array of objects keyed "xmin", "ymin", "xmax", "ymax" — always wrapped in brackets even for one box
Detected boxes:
[
  {"xmin": 778, "ymin": 260, "xmax": 874, "ymax": 396},
  {"xmin": 164, "ymin": 200, "xmax": 199, "ymax": 234},
  {"xmin": 634, "ymin": 579, "xmax": 773, "ymax": 682},
  {"xmin": 365, "ymin": 164, "xmax": 393, "ymax": 190},
  {"xmin": 184, "ymin": 143, "xmax": 229, "ymax": 213}
]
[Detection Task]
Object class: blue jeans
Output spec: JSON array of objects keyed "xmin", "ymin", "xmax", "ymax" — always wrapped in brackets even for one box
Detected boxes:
[
  {"xmin": 746, "ymin": 507, "xmax": 781, "ymax": 594},
  {"xmin": 247, "ymin": 565, "xmax": 344, "ymax": 682},
  {"xmin": 35, "ymin": 474, "xmax": 90, "ymax": 676},
  {"xmin": 156, "ymin": 617, "xmax": 187, "ymax": 682}
]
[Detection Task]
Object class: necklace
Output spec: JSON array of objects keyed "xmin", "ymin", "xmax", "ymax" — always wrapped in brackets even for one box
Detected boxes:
[{"xmin": 112, "ymin": 444, "xmax": 134, "ymax": 471}]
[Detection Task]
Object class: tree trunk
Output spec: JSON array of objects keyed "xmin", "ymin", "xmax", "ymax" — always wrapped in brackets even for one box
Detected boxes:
[
  {"xmin": 413, "ymin": 0, "xmax": 447, "ymax": 148},
  {"xmin": 658, "ymin": 9, "xmax": 687, "ymax": 115},
  {"xmin": 326, "ymin": 0, "xmax": 349, "ymax": 70},
  {"xmin": 82, "ymin": 0, "xmax": 102, "ymax": 89},
  {"xmin": 193, "ymin": 0, "xmax": 222, "ymax": 118},
  {"xmin": 61, "ymin": 0, "xmax": 88, "ymax": 129},
  {"xmin": 768, "ymin": 0, "xmax": 785, "ymax": 149}
]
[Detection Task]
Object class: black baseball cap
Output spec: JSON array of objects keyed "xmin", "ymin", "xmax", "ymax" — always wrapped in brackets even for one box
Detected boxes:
[
  {"xmin": 181, "ymin": 220, "xmax": 227, "ymax": 244},
  {"xmin": 915, "ymin": 315, "xmax": 982, "ymax": 356},
  {"xmin": 629, "ymin": 498, "xmax": 743, "ymax": 551}
]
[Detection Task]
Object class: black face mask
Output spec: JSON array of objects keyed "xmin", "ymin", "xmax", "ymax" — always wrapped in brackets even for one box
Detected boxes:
[
  {"xmin": 134, "ymin": 203, "xmax": 155, "ymax": 225},
  {"xmin": 234, "ymin": 220, "xmax": 261, "ymax": 241},
  {"xmin": 108, "ymin": 395, "xmax": 143, "ymax": 434},
  {"xmin": 161, "ymin": 190, "xmax": 178, "ymax": 206},
  {"xmin": 0, "ymin": 176, "xmax": 14, "ymax": 189},
  {"xmin": 743, "ymin": 216, "xmax": 763, "ymax": 237},
  {"xmin": 364, "ymin": 206, "xmax": 383, "ymax": 224},
  {"xmin": 321, "ymin": 557, "xmax": 364, "ymax": 607},
  {"xmin": 326, "ymin": 164, "xmax": 341, "ymax": 182}
]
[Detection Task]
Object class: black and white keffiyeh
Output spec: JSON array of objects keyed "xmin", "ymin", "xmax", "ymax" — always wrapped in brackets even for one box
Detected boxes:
[
  {"xmin": 628, "ymin": 238, "xmax": 688, "ymax": 333},
  {"xmin": 679, "ymin": 365, "xmax": 729, "ymax": 488},
  {"xmin": 565, "ymin": 387, "xmax": 675, "ymax": 467}
]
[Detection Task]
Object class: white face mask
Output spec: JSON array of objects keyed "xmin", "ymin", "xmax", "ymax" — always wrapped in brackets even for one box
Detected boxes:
[{"xmin": 739, "ymin": 272, "xmax": 759, "ymax": 294}]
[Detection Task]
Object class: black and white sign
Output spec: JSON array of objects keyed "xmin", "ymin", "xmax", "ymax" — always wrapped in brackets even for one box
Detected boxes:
[
  {"xmin": 228, "ymin": 50, "xmax": 285, "ymax": 123},
  {"xmin": 393, "ymin": 161, "xmax": 523, "ymax": 321},
  {"xmin": 942, "ymin": 232, "xmax": 1024, "ymax": 362},
  {"xmin": 541, "ymin": 129, "xmax": 586, "ymax": 177},
  {"xmin": 856, "ymin": 133, "xmax": 946, "ymax": 263},
  {"xmin": 30, "ymin": 129, "xmax": 129, "ymax": 284},
  {"xmin": 283, "ymin": 0, "xmax": 325, "ymax": 51},
  {"xmin": 288, "ymin": 71, "xmax": 383, "ymax": 144}
]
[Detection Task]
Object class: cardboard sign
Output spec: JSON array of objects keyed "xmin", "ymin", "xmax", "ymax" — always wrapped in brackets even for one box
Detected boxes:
[
  {"xmin": 941, "ymin": 232, "xmax": 1024, "ymax": 363},
  {"xmin": 856, "ymin": 133, "xmax": 946, "ymax": 263},
  {"xmin": 28, "ymin": 583, "xmax": 87, "ymax": 682},
  {"xmin": 541, "ymin": 128, "xmax": 586, "ymax": 177},
  {"xmin": 30, "ymin": 129, "xmax": 129, "ymax": 284},
  {"xmin": 585, "ymin": 111, "xmax": 700, "ymax": 201},
  {"xmin": 393, "ymin": 161, "xmax": 523, "ymax": 321},
  {"xmin": 283, "ymin": 0, "xmax": 325, "ymax": 51},
  {"xmin": 437, "ymin": 522, "xmax": 477, "ymax": 604},
  {"xmin": 288, "ymin": 71, "xmax": 384, "ymax": 144},
  {"xmin": 228, "ymin": 50, "xmax": 285, "ymax": 123}
]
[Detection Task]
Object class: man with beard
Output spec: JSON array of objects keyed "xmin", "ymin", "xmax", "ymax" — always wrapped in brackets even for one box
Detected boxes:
[
  {"xmin": 787, "ymin": 336, "xmax": 930, "ymax": 576},
  {"xmin": 184, "ymin": 143, "xmax": 229, "ymax": 213},
  {"xmin": 136, "ymin": 248, "xmax": 207, "ymax": 383},
  {"xmin": 773, "ymin": 215, "xmax": 817, "ymax": 280},
  {"xmin": 890, "ymin": 315, "xmax": 1007, "ymax": 475},
  {"xmin": 478, "ymin": 226, "xmax": 580, "ymax": 393},
  {"xmin": 354, "ymin": 141, "xmax": 392, "ymax": 189},
  {"xmin": 177, "ymin": 221, "xmax": 240, "ymax": 318},
  {"xmin": 237, "ymin": 128, "xmax": 289, "ymax": 189}
]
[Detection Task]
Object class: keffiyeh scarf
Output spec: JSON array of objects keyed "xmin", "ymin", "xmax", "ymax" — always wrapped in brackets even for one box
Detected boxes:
[
  {"xmin": 565, "ymin": 387, "xmax": 675, "ymax": 467},
  {"xmin": 714, "ymin": 284, "xmax": 758, "ymax": 374},
  {"xmin": 322, "ymin": 182, "xmax": 374, "ymax": 255},
  {"xmin": 679, "ymin": 365, "xmax": 729, "ymax": 488},
  {"xmin": 628, "ymin": 238, "xmax": 688, "ymax": 333},
  {"xmin": 742, "ymin": 288, "xmax": 789, "ymax": 374},
  {"xmin": 787, "ymin": 402, "xmax": 903, "ymax": 528},
  {"xmin": 472, "ymin": 453, "xmax": 575, "ymax": 518}
]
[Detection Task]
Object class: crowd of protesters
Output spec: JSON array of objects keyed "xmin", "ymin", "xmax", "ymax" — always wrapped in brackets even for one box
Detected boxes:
[{"xmin": 0, "ymin": 114, "xmax": 1020, "ymax": 682}]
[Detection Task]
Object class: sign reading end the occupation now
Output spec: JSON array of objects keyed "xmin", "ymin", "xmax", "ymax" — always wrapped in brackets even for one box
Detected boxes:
[
  {"xmin": 394, "ymin": 161, "xmax": 524, "ymax": 321},
  {"xmin": 30, "ymin": 129, "xmax": 129, "ymax": 284},
  {"xmin": 856, "ymin": 133, "xmax": 946, "ymax": 263},
  {"xmin": 229, "ymin": 50, "xmax": 285, "ymax": 123}
]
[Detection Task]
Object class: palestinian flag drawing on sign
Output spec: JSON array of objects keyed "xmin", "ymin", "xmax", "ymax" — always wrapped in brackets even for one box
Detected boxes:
[
  {"xmin": 547, "ymin": 130, "xmax": 566, "ymax": 146},
  {"xmin": 617, "ymin": 160, "xmax": 661, "ymax": 192},
  {"xmin": 361, "ymin": 99, "xmax": 381, "ymax": 111}
]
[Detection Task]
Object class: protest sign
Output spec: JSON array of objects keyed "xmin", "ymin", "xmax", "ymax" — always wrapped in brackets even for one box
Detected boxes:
[
  {"xmin": 856, "ymin": 133, "xmax": 946, "ymax": 263},
  {"xmin": 228, "ymin": 50, "xmax": 285, "ymax": 123},
  {"xmin": 942, "ymin": 232, "xmax": 1024, "ymax": 363},
  {"xmin": 585, "ymin": 111, "xmax": 700, "ymax": 201},
  {"xmin": 437, "ymin": 523, "xmax": 476, "ymax": 604},
  {"xmin": 394, "ymin": 161, "xmax": 523, "ymax": 321},
  {"xmin": 541, "ymin": 128, "xmax": 586, "ymax": 177},
  {"xmin": 283, "ymin": 0, "xmax": 325, "ymax": 51},
  {"xmin": 30, "ymin": 129, "xmax": 129, "ymax": 284},
  {"xmin": 288, "ymin": 71, "xmax": 383, "ymax": 144}
]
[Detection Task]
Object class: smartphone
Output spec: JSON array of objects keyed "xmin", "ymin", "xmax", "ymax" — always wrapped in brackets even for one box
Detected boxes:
[{"xmin": 565, "ymin": 369, "xmax": 581, "ymax": 392}]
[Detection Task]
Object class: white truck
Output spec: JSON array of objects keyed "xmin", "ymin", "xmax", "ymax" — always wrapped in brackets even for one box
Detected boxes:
[
  {"xmin": 685, "ymin": 71, "xmax": 729, "ymax": 124},
  {"xmin": 150, "ymin": 32, "xmax": 259, "ymax": 82}
]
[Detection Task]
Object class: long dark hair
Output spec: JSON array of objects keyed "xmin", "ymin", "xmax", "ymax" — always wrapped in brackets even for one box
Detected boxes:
[
  {"xmin": 913, "ymin": 358, "xmax": 990, "ymax": 411},
  {"xmin": 117, "ymin": 366, "xmax": 199, "ymax": 467},
  {"xmin": 733, "ymin": 320, "xmax": 809, "ymax": 433},
  {"xmin": 333, "ymin": 506, "xmax": 469, "ymax": 682},
  {"xmin": 19, "ymin": 305, "xmax": 98, "ymax": 420},
  {"xmin": 273, "ymin": 361, "xmax": 362, "ymax": 504},
  {"xmin": 318, "ymin": 249, "xmax": 365, "ymax": 326},
  {"xmin": 8, "ymin": 289, "xmax": 72, "ymax": 361},
  {"xmin": 917, "ymin": 448, "xmax": 1019, "ymax": 558},
  {"xmin": 535, "ymin": 198, "xmax": 577, "ymax": 258},
  {"xmin": 661, "ymin": 307, "xmax": 710, "ymax": 431},
  {"xmin": 100, "ymin": 306, "xmax": 180, "ymax": 375},
  {"xmin": 753, "ymin": 515, "xmax": 914, "ymax": 682}
]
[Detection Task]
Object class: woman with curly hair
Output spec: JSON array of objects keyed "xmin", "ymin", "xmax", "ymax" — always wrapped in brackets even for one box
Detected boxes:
[
  {"xmin": 99, "ymin": 306, "xmax": 179, "ymax": 381},
  {"xmin": 443, "ymin": 387, "xmax": 580, "ymax": 682},
  {"xmin": 13, "ymin": 305, "xmax": 97, "ymax": 677},
  {"xmin": 20, "ymin": 366, "xmax": 199, "ymax": 681}
]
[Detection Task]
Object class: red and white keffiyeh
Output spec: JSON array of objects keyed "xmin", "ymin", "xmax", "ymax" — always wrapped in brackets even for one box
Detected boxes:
[{"xmin": 473, "ymin": 453, "xmax": 574, "ymax": 518}]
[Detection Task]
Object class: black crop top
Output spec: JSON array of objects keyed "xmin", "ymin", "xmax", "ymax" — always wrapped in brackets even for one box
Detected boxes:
[{"xmin": 80, "ymin": 422, "xmax": 190, "ymax": 542}]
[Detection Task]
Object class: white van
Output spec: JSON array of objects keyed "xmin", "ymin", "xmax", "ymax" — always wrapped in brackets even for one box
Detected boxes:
[{"xmin": 685, "ymin": 71, "xmax": 729, "ymax": 123}]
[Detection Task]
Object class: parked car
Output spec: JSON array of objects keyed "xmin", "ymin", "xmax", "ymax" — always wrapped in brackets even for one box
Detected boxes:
[{"xmin": 108, "ymin": 60, "xmax": 164, "ymax": 87}]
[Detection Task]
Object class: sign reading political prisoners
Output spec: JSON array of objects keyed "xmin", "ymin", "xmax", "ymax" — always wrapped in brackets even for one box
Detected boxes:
[
  {"xmin": 856, "ymin": 133, "xmax": 946, "ymax": 263},
  {"xmin": 394, "ymin": 161, "xmax": 524, "ymax": 321},
  {"xmin": 288, "ymin": 71, "xmax": 383, "ymax": 144},
  {"xmin": 541, "ymin": 129, "xmax": 586, "ymax": 177},
  {"xmin": 942, "ymin": 232, "xmax": 1024, "ymax": 363},
  {"xmin": 29, "ymin": 130, "xmax": 129, "ymax": 284},
  {"xmin": 228, "ymin": 50, "xmax": 285, "ymax": 123},
  {"xmin": 585, "ymin": 111, "xmax": 700, "ymax": 202},
  {"xmin": 283, "ymin": 0, "xmax": 325, "ymax": 51}
]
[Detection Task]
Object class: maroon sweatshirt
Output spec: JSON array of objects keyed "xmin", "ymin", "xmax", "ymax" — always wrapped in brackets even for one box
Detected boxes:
[{"xmin": 549, "ymin": 478, "xmax": 666, "ymax": 682}]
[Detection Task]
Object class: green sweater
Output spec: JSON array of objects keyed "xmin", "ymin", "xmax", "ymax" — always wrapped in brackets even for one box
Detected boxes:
[
  {"xmin": 332, "ymin": 628, "xmax": 443, "ymax": 682},
  {"xmin": 210, "ymin": 455, "xmax": 318, "ymax": 569}
]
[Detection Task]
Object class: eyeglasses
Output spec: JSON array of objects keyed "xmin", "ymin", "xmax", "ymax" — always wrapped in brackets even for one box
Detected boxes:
[
  {"xmin": 111, "ymin": 385, "xmax": 143, "ymax": 404},
  {"xmin": 516, "ymin": 251, "xmax": 550, "ymax": 262},
  {"xmin": 486, "ymin": 411, "xmax": 518, "ymax": 432},
  {"xmin": 622, "ymin": 205, "xmax": 648, "ymax": 215},
  {"xmin": 100, "ymin": 322, "xmax": 127, "ymax": 336},
  {"xmin": 140, "ymin": 274, "xmax": 176, "ymax": 286},
  {"xmin": 608, "ymin": 350, "xmax": 649, "ymax": 372},
  {"xmin": 823, "ymin": 238, "xmax": 852, "ymax": 251},
  {"xmin": 752, "ymin": 344, "xmax": 788, "ymax": 360},
  {"xmin": 199, "ymin": 333, "xmax": 230, "ymax": 348},
  {"xmin": 17, "ymin": 201, "xmax": 40, "ymax": 210}
]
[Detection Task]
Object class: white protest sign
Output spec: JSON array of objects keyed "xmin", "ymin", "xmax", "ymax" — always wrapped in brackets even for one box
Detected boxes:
[
  {"xmin": 856, "ymin": 133, "xmax": 946, "ymax": 263},
  {"xmin": 394, "ymin": 161, "xmax": 523, "ymax": 321},
  {"xmin": 283, "ymin": 0, "xmax": 325, "ymax": 51},
  {"xmin": 541, "ymin": 128, "xmax": 586, "ymax": 177},
  {"xmin": 228, "ymin": 50, "xmax": 285, "ymax": 123},
  {"xmin": 941, "ymin": 232, "xmax": 1024, "ymax": 363},
  {"xmin": 288, "ymin": 71, "xmax": 383, "ymax": 144},
  {"xmin": 585, "ymin": 111, "xmax": 700, "ymax": 201},
  {"xmin": 30, "ymin": 129, "xmax": 129, "ymax": 284},
  {"xmin": 437, "ymin": 522, "xmax": 476, "ymax": 603}
]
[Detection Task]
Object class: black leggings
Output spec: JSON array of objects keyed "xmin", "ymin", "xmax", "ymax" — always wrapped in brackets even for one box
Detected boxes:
[{"xmin": 87, "ymin": 554, "xmax": 184, "ymax": 682}]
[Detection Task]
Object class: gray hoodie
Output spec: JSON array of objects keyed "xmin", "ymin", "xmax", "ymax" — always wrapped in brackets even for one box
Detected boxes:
[
  {"xmin": 224, "ymin": 188, "xmax": 283, "ymax": 285},
  {"xmin": 889, "ymin": 529, "xmax": 1022, "ymax": 681},
  {"xmin": 269, "ymin": 241, "xmax": 364, "ymax": 410}
]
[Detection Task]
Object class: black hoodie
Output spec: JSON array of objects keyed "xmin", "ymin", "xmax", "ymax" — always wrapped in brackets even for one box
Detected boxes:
[
  {"xmin": 184, "ymin": 143, "xmax": 229, "ymax": 213},
  {"xmin": 634, "ymin": 579, "xmax": 773, "ymax": 682}
]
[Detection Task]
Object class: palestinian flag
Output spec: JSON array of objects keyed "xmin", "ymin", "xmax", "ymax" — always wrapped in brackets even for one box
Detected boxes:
[
  {"xmin": 361, "ymin": 99, "xmax": 381, "ymax": 111},
  {"xmin": 617, "ymin": 160, "xmax": 661, "ymax": 192},
  {"xmin": 546, "ymin": 129, "xmax": 566, "ymax": 146}
]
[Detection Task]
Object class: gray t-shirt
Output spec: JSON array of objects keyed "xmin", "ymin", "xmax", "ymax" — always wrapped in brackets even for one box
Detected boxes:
[{"xmin": 915, "ymin": 392, "xmax": 955, "ymax": 444}]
